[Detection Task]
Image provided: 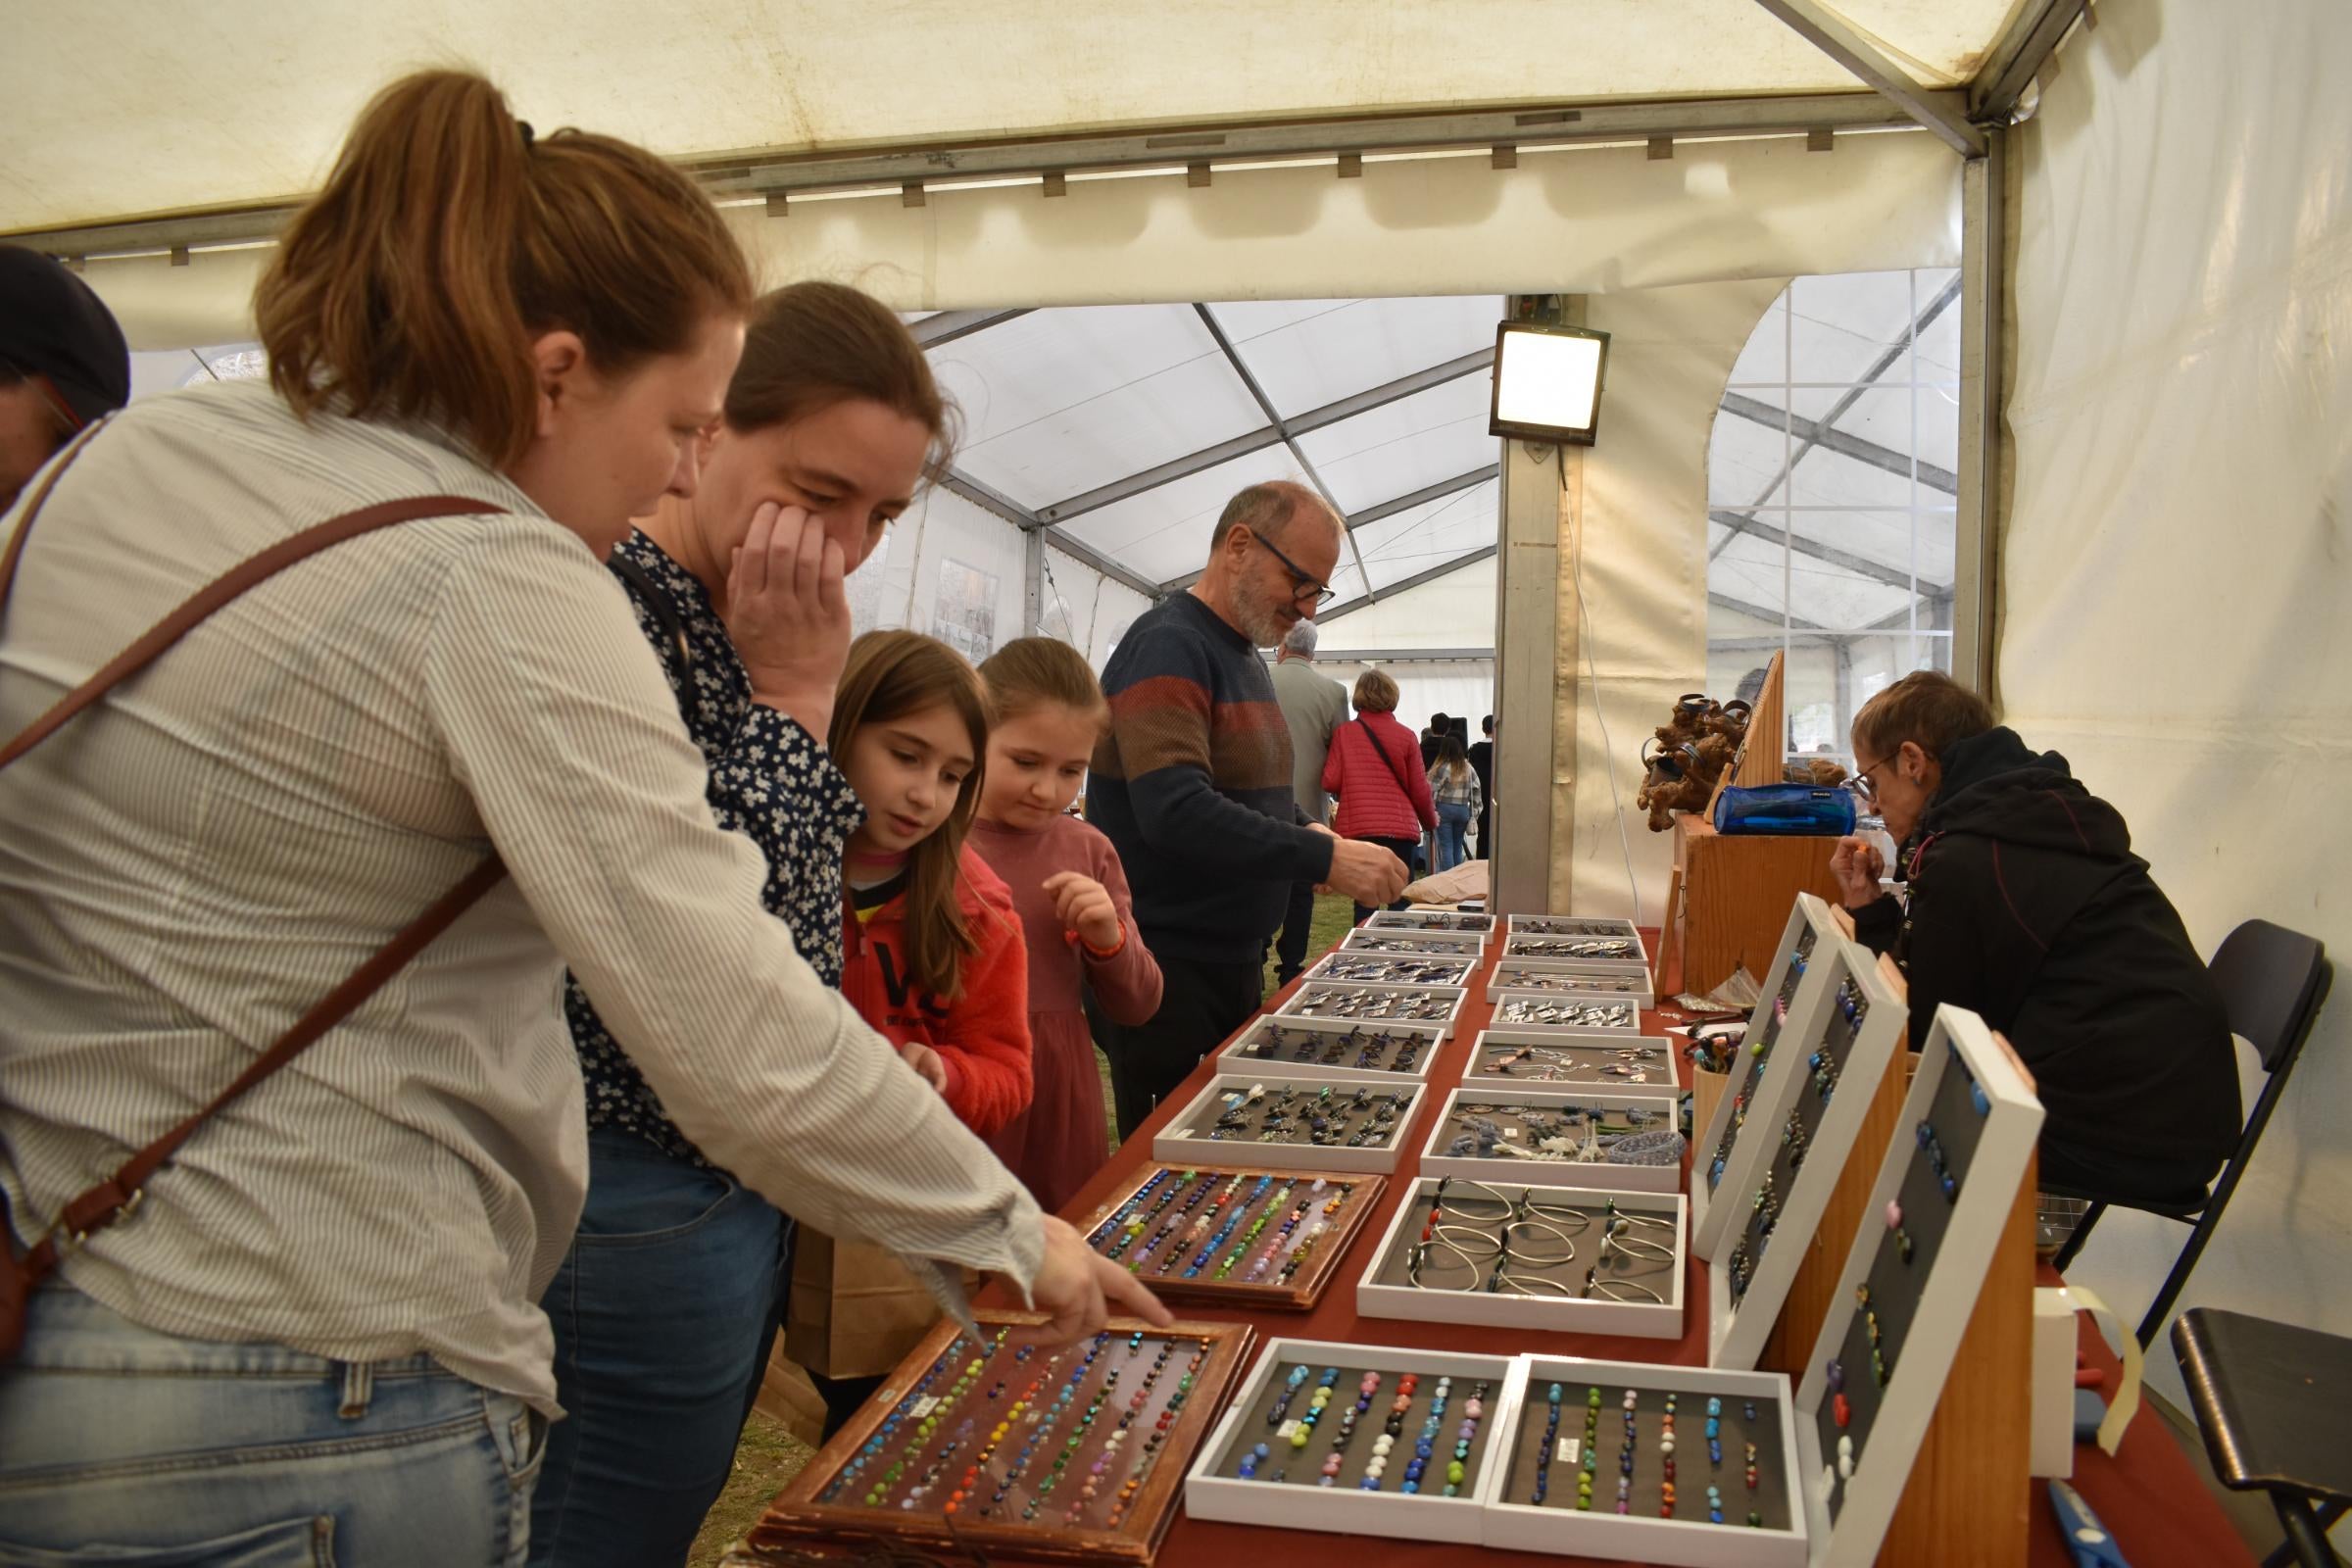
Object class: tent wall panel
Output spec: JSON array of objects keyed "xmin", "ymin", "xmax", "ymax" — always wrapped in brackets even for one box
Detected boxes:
[{"xmin": 2002, "ymin": 0, "xmax": 2352, "ymax": 1394}]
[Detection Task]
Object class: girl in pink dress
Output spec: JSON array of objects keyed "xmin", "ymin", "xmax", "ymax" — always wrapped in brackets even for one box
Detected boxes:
[{"xmin": 970, "ymin": 637, "xmax": 1165, "ymax": 1211}]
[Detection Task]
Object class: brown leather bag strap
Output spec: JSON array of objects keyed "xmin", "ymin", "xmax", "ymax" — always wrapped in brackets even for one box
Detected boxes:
[{"xmin": 2, "ymin": 457, "xmax": 514, "ymax": 1278}]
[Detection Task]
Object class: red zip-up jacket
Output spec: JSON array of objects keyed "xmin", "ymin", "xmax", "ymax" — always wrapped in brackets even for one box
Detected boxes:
[
  {"xmin": 841, "ymin": 844, "xmax": 1034, "ymax": 1137},
  {"xmin": 1323, "ymin": 710, "xmax": 1437, "ymax": 841}
]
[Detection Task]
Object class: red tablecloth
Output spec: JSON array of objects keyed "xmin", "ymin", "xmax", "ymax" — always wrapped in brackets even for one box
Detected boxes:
[{"xmin": 978, "ymin": 928, "xmax": 2251, "ymax": 1567}]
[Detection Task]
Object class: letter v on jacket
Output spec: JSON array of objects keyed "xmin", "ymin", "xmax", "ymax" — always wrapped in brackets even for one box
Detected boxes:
[{"xmin": 840, "ymin": 843, "xmax": 1035, "ymax": 1136}]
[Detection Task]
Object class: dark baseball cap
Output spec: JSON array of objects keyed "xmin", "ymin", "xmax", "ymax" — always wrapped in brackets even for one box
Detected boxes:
[{"xmin": 0, "ymin": 245, "xmax": 131, "ymax": 428}]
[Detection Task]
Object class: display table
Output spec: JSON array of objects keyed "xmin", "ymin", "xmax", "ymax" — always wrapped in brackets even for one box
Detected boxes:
[{"xmin": 957, "ymin": 929, "xmax": 2251, "ymax": 1568}]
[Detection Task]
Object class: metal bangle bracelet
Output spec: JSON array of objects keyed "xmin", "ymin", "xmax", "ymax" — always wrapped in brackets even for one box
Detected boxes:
[
  {"xmin": 1407, "ymin": 1237, "xmax": 1486, "ymax": 1290},
  {"xmin": 1500, "ymin": 1218, "xmax": 1579, "ymax": 1266},
  {"xmin": 1582, "ymin": 1276, "xmax": 1667, "ymax": 1304}
]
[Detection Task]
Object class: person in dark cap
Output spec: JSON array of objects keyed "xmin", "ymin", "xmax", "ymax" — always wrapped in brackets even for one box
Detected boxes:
[{"xmin": 0, "ymin": 245, "xmax": 130, "ymax": 514}]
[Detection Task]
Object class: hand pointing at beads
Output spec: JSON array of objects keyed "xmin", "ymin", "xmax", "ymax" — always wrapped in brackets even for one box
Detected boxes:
[{"xmin": 1024, "ymin": 1215, "xmax": 1175, "ymax": 1347}]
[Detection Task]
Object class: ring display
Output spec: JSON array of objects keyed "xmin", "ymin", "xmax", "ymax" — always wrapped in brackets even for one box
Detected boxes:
[
  {"xmin": 1418, "ymin": 1084, "xmax": 1687, "ymax": 1193},
  {"xmin": 1219, "ymin": 1018, "xmax": 1444, "ymax": 1084},
  {"xmin": 1153, "ymin": 1073, "xmax": 1426, "ymax": 1174},
  {"xmin": 1275, "ymin": 980, "xmax": 1469, "ymax": 1040}
]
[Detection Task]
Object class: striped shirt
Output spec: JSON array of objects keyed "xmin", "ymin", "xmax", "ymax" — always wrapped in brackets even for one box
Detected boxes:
[{"xmin": 0, "ymin": 380, "xmax": 1040, "ymax": 1414}]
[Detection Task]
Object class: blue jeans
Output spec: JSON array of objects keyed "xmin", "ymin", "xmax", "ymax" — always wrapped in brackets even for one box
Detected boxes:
[
  {"xmin": 529, "ymin": 1128, "xmax": 789, "ymax": 1568},
  {"xmin": 1436, "ymin": 801, "xmax": 1474, "ymax": 872},
  {"xmin": 0, "ymin": 1281, "xmax": 543, "ymax": 1565}
]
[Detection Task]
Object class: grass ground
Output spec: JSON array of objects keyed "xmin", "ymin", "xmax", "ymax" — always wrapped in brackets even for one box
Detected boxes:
[{"xmin": 685, "ymin": 893, "xmax": 1359, "ymax": 1565}]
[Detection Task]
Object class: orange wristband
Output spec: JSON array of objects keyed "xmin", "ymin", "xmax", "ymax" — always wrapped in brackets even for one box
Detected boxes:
[{"xmin": 1079, "ymin": 921, "xmax": 1128, "ymax": 960}]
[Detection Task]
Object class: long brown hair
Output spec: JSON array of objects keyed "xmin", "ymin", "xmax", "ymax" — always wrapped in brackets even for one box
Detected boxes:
[
  {"xmin": 978, "ymin": 636, "xmax": 1108, "ymax": 730},
  {"xmin": 256, "ymin": 70, "xmax": 752, "ymax": 467},
  {"xmin": 728, "ymin": 282, "xmax": 956, "ymax": 475},
  {"xmin": 831, "ymin": 630, "xmax": 994, "ymax": 999}
]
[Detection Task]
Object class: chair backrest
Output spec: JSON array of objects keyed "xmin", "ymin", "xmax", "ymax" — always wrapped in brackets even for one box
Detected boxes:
[{"xmin": 2208, "ymin": 919, "xmax": 2332, "ymax": 1075}]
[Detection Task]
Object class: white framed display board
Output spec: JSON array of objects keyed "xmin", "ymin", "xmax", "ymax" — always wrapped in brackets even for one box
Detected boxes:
[
  {"xmin": 1356, "ymin": 1176, "xmax": 1687, "ymax": 1340},
  {"xmin": 1184, "ymin": 1337, "xmax": 1517, "ymax": 1544},
  {"xmin": 1275, "ymin": 979, "xmax": 1469, "ymax": 1040},
  {"xmin": 1217, "ymin": 1015, "xmax": 1445, "ymax": 1085},
  {"xmin": 1152, "ymin": 1073, "xmax": 1424, "ymax": 1174},
  {"xmin": 1365, "ymin": 908, "xmax": 1495, "ymax": 947},
  {"xmin": 1488, "ymin": 994, "xmax": 1643, "ymax": 1037},
  {"xmin": 1342, "ymin": 925, "xmax": 1490, "ymax": 956},
  {"xmin": 1705, "ymin": 937, "xmax": 1906, "ymax": 1370},
  {"xmin": 1688, "ymin": 895, "xmax": 1842, "ymax": 1262},
  {"xmin": 1468, "ymin": 1029, "xmax": 1679, "ymax": 1091},
  {"xmin": 1485, "ymin": 1354, "xmax": 1809, "ymax": 1567},
  {"xmin": 1486, "ymin": 963, "xmax": 1656, "ymax": 1009},
  {"xmin": 1306, "ymin": 949, "xmax": 1480, "ymax": 990},
  {"xmin": 1790, "ymin": 1004, "xmax": 2044, "ymax": 1567},
  {"xmin": 1417, "ymin": 1084, "xmax": 1685, "ymax": 1193}
]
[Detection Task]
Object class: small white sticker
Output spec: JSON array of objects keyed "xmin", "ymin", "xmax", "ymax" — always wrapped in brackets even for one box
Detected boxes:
[
  {"xmin": 1277, "ymin": 1420, "xmax": 1300, "ymax": 1441},
  {"xmin": 1556, "ymin": 1438, "xmax": 1581, "ymax": 1465},
  {"xmin": 1504, "ymin": 1128, "xmax": 1521, "ymax": 1141},
  {"xmin": 910, "ymin": 1396, "xmax": 940, "ymax": 1420}
]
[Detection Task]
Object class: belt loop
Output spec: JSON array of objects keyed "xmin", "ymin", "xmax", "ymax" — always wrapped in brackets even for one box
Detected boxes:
[{"xmin": 338, "ymin": 1360, "xmax": 375, "ymax": 1420}]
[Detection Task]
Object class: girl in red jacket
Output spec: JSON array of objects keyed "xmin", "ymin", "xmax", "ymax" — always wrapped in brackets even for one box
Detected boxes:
[
  {"xmin": 831, "ymin": 630, "xmax": 1034, "ymax": 1136},
  {"xmin": 1322, "ymin": 667, "xmax": 1437, "ymax": 925}
]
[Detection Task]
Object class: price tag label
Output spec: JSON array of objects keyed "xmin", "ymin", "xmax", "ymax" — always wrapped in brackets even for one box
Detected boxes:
[
  {"xmin": 1557, "ymin": 1438, "xmax": 1581, "ymax": 1465},
  {"xmin": 1277, "ymin": 1420, "xmax": 1301, "ymax": 1441},
  {"xmin": 909, "ymin": 1396, "xmax": 939, "ymax": 1420}
]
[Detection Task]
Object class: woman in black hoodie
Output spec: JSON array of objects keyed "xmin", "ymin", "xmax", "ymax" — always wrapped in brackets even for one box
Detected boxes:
[{"xmin": 1830, "ymin": 672, "xmax": 2240, "ymax": 1203}]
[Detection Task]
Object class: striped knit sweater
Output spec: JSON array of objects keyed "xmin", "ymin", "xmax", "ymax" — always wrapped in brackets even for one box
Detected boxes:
[{"xmin": 1087, "ymin": 592, "xmax": 1335, "ymax": 962}]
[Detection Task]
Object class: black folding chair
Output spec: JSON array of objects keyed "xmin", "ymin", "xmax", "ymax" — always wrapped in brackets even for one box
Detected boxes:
[
  {"xmin": 2051, "ymin": 919, "xmax": 2332, "ymax": 1348},
  {"xmin": 2174, "ymin": 1307, "xmax": 2352, "ymax": 1568}
]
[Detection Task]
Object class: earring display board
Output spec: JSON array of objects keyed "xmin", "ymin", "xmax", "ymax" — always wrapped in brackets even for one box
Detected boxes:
[
  {"xmin": 1705, "ymin": 943, "xmax": 1905, "ymax": 1371},
  {"xmin": 1365, "ymin": 908, "xmax": 1495, "ymax": 947},
  {"xmin": 1184, "ymin": 1337, "xmax": 1517, "ymax": 1544},
  {"xmin": 1343, "ymin": 926, "xmax": 1491, "ymax": 957},
  {"xmin": 1484, "ymin": 1355, "xmax": 1808, "ymax": 1567},
  {"xmin": 1306, "ymin": 951, "xmax": 1480, "ymax": 990},
  {"xmin": 1502, "ymin": 932, "xmax": 1650, "ymax": 971},
  {"xmin": 1504, "ymin": 913, "xmax": 1647, "ymax": 965},
  {"xmin": 1490, "ymin": 995, "xmax": 1642, "ymax": 1036},
  {"xmin": 1486, "ymin": 963, "xmax": 1657, "ymax": 1009},
  {"xmin": 1275, "ymin": 980, "xmax": 1469, "ymax": 1040},
  {"xmin": 1153, "ymin": 1074, "xmax": 1425, "ymax": 1174},
  {"xmin": 1218, "ymin": 1017, "xmax": 1445, "ymax": 1085},
  {"xmin": 1357, "ymin": 1176, "xmax": 1687, "ymax": 1339},
  {"xmin": 757, "ymin": 1311, "xmax": 1254, "ymax": 1566},
  {"xmin": 1791, "ymin": 1005, "xmax": 2043, "ymax": 1567},
  {"xmin": 1469, "ymin": 1030, "xmax": 1678, "ymax": 1089},
  {"xmin": 1417, "ymin": 1085, "xmax": 1686, "ymax": 1193},
  {"xmin": 1689, "ymin": 895, "xmax": 1842, "ymax": 1261},
  {"xmin": 1075, "ymin": 1165, "xmax": 1388, "ymax": 1310}
]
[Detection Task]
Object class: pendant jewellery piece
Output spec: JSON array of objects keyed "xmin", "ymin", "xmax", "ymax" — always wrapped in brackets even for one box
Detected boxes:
[
  {"xmin": 1311, "ymin": 954, "xmax": 1476, "ymax": 988},
  {"xmin": 1494, "ymin": 998, "xmax": 1640, "ymax": 1031}
]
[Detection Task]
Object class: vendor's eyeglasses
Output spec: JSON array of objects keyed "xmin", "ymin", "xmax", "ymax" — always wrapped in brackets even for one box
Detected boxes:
[
  {"xmin": 1247, "ymin": 527, "xmax": 1335, "ymax": 607},
  {"xmin": 1849, "ymin": 752, "xmax": 1891, "ymax": 806}
]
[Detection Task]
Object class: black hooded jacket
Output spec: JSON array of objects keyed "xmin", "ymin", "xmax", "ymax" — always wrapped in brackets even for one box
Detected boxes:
[{"xmin": 1852, "ymin": 727, "xmax": 2240, "ymax": 1167}]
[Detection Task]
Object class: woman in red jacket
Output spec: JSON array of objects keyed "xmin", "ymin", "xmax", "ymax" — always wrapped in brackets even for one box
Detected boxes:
[{"xmin": 1322, "ymin": 668, "xmax": 1438, "ymax": 924}]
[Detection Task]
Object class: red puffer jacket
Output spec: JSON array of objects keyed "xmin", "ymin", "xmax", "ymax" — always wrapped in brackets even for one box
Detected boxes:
[
  {"xmin": 840, "ymin": 844, "xmax": 1034, "ymax": 1136},
  {"xmin": 1322, "ymin": 710, "xmax": 1437, "ymax": 842}
]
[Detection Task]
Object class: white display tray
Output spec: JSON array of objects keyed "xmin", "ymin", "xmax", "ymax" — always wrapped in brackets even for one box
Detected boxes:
[
  {"xmin": 1486, "ymin": 994, "xmax": 1645, "ymax": 1037},
  {"xmin": 1307, "ymin": 949, "xmax": 1480, "ymax": 990},
  {"xmin": 1342, "ymin": 924, "xmax": 1491, "ymax": 956},
  {"xmin": 1357, "ymin": 1176, "xmax": 1687, "ymax": 1340},
  {"xmin": 1484, "ymin": 1355, "xmax": 1809, "ymax": 1567},
  {"xmin": 1417, "ymin": 1084, "xmax": 1686, "ymax": 1193},
  {"xmin": 1500, "ymin": 923, "xmax": 1651, "ymax": 974},
  {"xmin": 1215, "ymin": 1014, "xmax": 1445, "ymax": 1086},
  {"xmin": 1184, "ymin": 1337, "xmax": 1518, "ymax": 1544},
  {"xmin": 1365, "ymin": 908, "xmax": 1496, "ymax": 948},
  {"xmin": 1468, "ymin": 1028, "xmax": 1680, "ymax": 1091},
  {"xmin": 1275, "ymin": 979, "xmax": 1469, "ymax": 1041},
  {"xmin": 1152, "ymin": 1072, "xmax": 1423, "ymax": 1174},
  {"xmin": 1486, "ymin": 963, "xmax": 1656, "ymax": 1009}
]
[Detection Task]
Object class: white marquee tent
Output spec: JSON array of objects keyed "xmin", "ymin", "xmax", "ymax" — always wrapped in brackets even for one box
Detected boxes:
[{"xmin": 9, "ymin": 0, "xmax": 2349, "ymax": 1425}]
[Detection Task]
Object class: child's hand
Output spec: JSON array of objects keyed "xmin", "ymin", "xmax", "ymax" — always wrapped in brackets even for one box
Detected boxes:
[
  {"xmin": 1044, "ymin": 870, "xmax": 1122, "ymax": 953},
  {"xmin": 900, "ymin": 1040, "xmax": 949, "ymax": 1094}
]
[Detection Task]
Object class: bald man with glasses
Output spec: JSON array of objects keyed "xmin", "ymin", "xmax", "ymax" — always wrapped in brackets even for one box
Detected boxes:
[{"xmin": 1086, "ymin": 481, "xmax": 1408, "ymax": 1137}]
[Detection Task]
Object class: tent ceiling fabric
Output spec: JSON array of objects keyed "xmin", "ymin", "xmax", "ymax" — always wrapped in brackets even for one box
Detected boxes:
[{"xmin": 4, "ymin": 0, "xmax": 2021, "ymax": 233}]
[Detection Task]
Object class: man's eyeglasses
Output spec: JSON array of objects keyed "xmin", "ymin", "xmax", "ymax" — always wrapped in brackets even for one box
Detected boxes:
[{"xmin": 1247, "ymin": 526, "xmax": 1335, "ymax": 607}]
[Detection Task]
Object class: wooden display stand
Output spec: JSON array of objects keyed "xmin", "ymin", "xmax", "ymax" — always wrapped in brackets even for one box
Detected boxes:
[{"xmin": 1670, "ymin": 655, "xmax": 1847, "ymax": 997}]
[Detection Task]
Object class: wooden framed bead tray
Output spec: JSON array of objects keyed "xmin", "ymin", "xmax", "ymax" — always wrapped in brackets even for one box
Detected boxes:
[
  {"xmin": 1274, "ymin": 979, "xmax": 1469, "ymax": 1040},
  {"xmin": 1305, "ymin": 949, "xmax": 1481, "ymax": 990},
  {"xmin": 756, "ymin": 1311, "xmax": 1255, "ymax": 1566},
  {"xmin": 1469, "ymin": 1028, "xmax": 1679, "ymax": 1090},
  {"xmin": 1689, "ymin": 894, "xmax": 1842, "ymax": 1261},
  {"xmin": 1488, "ymin": 993, "xmax": 1644, "ymax": 1036},
  {"xmin": 1184, "ymin": 1337, "xmax": 1517, "ymax": 1544},
  {"xmin": 1074, "ymin": 1164, "xmax": 1389, "ymax": 1310},
  {"xmin": 1484, "ymin": 1355, "xmax": 1808, "ymax": 1567},
  {"xmin": 1357, "ymin": 1176, "xmax": 1688, "ymax": 1339},
  {"xmin": 1791, "ymin": 1004, "xmax": 2044, "ymax": 1566},
  {"xmin": 1152, "ymin": 1073, "xmax": 1426, "ymax": 1174},
  {"xmin": 1417, "ymin": 1085, "xmax": 1687, "ymax": 1194},
  {"xmin": 1705, "ymin": 939, "xmax": 1906, "ymax": 1370},
  {"xmin": 1364, "ymin": 907, "xmax": 1496, "ymax": 947},
  {"xmin": 1216, "ymin": 1016, "xmax": 1445, "ymax": 1085},
  {"xmin": 1341, "ymin": 925, "xmax": 1491, "ymax": 957},
  {"xmin": 1486, "ymin": 961, "xmax": 1657, "ymax": 1009}
]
